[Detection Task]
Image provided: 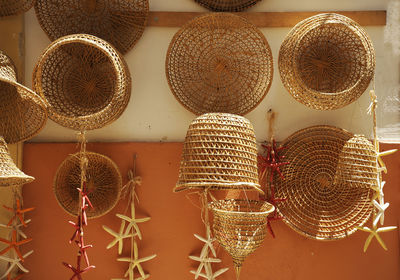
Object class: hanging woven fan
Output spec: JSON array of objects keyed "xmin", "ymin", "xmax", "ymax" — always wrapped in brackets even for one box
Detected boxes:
[
  {"xmin": 54, "ymin": 152, "xmax": 122, "ymax": 218},
  {"xmin": 166, "ymin": 13, "xmax": 273, "ymax": 115},
  {"xmin": 279, "ymin": 13, "xmax": 375, "ymax": 110},
  {"xmin": 34, "ymin": 0, "xmax": 149, "ymax": 54},
  {"xmin": 194, "ymin": 0, "xmax": 261, "ymax": 11},
  {"xmin": 0, "ymin": 51, "xmax": 47, "ymax": 144},
  {"xmin": 33, "ymin": 34, "xmax": 131, "ymax": 131},
  {"xmin": 274, "ymin": 125, "xmax": 375, "ymax": 240},
  {"xmin": 0, "ymin": 0, "xmax": 34, "ymax": 17}
]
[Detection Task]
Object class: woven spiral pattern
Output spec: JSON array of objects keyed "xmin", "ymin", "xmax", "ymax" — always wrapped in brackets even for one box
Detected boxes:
[
  {"xmin": 175, "ymin": 113, "xmax": 263, "ymax": 193},
  {"xmin": 54, "ymin": 152, "xmax": 122, "ymax": 218},
  {"xmin": 166, "ymin": 13, "xmax": 273, "ymax": 115},
  {"xmin": 279, "ymin": 13, "xmax": 375, "ymax": 110},
  {"xmin": 275, "ymin": 126, "xmax": 374, "ymax": 240},
  {"xmin": 0, "ymin": 137, "xmax": 34, "ymax": 187},
  {"xmin": 34, "ymin": 0, "xmax": 149, "ymax": 54},
  {"xmin": 194, "ymin": 0, "xmax": 261, "ymax": 11},
  {"xmin": 0, "ymin": 0, "xmax": 33, "ymax": 17},
  {"xmin": 210, "ymin": 199, "xmax": 274, "ymax": 271},
  {"xmin": 33, "ymin": 34, "xmax": 131, "ymax": 131},
  {"xmin": 0, "ymin": 51, "xmax": 48, "ymax": 144}
]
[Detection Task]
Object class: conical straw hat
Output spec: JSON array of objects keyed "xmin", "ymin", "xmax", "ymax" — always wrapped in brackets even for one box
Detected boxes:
[
  {"xmin": 0, "ymin": 51, "xmax": 48, "ymax": 143},
  {"xmin": 0, "ymin": 137, "xmax": 34, "ymax": 187},
  {"xmin": 0, "ymin": 0, "xmax": 34, "ymax": 17}
]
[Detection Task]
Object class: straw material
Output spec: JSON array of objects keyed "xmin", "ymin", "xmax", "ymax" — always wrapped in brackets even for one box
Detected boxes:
[
  {"xmin": 0, "ymin": 0, "xmax": 33, "ymax": 17},
  {"xmin": 279, "ymin": 13, "xmax": 375, "ymax": 110},
  {"xmin": 194, "ymin": 0, "xmax": 261, "ymax": 11},
  {"xmin": 0, "ymin": 137, "xmax": 34, "ymax": 187},
  {"xmin": 275, "ymin": 125, "xmax": 374, "ymax": 240},
  {"xmin": 175, "ymin": 113, "xmax": 263, "ymax": 193},
  {"xmin": 0, "ymin": 51, "xmax": 48, "ymax": 144},
  {"xmin": 33, "ymin": 34, "xmax": 131, "ymax": 131},
  {"xmin": 34, "ymin": 0, "xmax": 149, "ymax": 54},
  {"xmin": 54, "ymin": 152, "xmax": 122, "ymax": 218},
  {"xmin": 209, "ymin": 199, "xmax": 274, "ymax": 278},
  {"xmin": 166, "ymin": 13, "xmax": 273, "ymax": 116}
]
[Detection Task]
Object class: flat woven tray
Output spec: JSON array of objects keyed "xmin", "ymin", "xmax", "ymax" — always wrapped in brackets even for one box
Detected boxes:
[
  {"xmin": 0, "ymin": 0, "xmax": 33, "ymax": 17},
  {"xmin": 194, "ymin": 0, "xmax": 261, "ymax": 11}
]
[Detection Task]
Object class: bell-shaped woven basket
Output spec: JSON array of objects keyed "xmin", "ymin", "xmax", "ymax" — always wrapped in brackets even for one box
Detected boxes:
[
  {"xmin": 0, "ymin": 51, "xmax": 48, "ymax": 144},
  {"xmin": 33, "ymin": 34, "xmax": 131, "ymax": 131},
  {"xmin": 275, "ymin": 125, "xmax": 375, "ymax": 240},
  {"xmin": 34, "ymin": 0, "xmax": 149, "ymax": 54},
  {"xmin": 209, "ymin": 199, "xmax": 274, "ymax": 279},
  {"xmin": 0, "ymin": 0, "xmax": 34, "ymax": 17},
  {"xmin": 166, "ymin": 13, "xmax": 273, "ymax": 115},
  {"xmin": 0, "ymin": 137, "xmax": 34, "ymax": 187},
  {"xmin": 54, "ymin": 152, "xmax": 122, "ymax": 218},
  {"xmin": 279, "ymin": 13, "xmax": 375, "ymax": 110},
  {"xmin": 175, "ymin": 113, "xmax": 263, "ymax": 193},
  {"xmin": 194, "ymin": 0, "xmax": 261, "ymax": 11}
]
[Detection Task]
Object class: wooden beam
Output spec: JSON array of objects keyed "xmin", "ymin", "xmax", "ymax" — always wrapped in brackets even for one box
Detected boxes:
[{"xmin": 148, "ymin": 10, "xmax": 386, "ymax": 27}]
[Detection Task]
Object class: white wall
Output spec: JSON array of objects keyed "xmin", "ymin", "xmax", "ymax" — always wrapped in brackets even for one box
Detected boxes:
[{"xmin": 25, "ymin": 0, "xmax": 399, "ymax": 143}]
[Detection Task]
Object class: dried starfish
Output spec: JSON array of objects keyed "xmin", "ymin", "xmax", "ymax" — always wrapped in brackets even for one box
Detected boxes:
[
  {"xmin": 0, "ymin": 250, "xmax": 33, "ymax": 278},
  {"xmin": 103, "ymin": 220, "xmax": 137, "ymax": 254},
  {"xmin": 3, "ymin": 200, "xmax": 34, "ymax": 227},
  {"xmin": 0, "ymin": 230, "xmax": 32, "ymax": 261},
  {"xmin": 0, "ymin": 219, "xmax": 31, "ymax": 239},
  {"xmin": 357, "ymin": 224, "xmax": 397, "ymax": 252},
  {"xmin": 116, "ymin": 202, "xmax": 151, "ymax": 240}
]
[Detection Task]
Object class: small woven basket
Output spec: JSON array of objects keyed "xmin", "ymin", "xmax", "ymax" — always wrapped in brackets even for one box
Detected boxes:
[
  {"xmin": 194, "ymin": 0, "xmax": 261, "ymax": 11},
  {"xmin": 209, "ymin": 199, "xmax": 274, "ymax": 278},
  {"xmin": 279, "ymin": 13, "xmax": 375, "ymax": 110},
  {"xmin": 34, "ymin": 0, "xmax": 149, "ymax": 54},
  {"xmin": 175, "ymin": 113, "xmax": 263, "ymax": 193},
  {"xmin": 0, "ymin": 137, "xmax": 34, "ymax": 187},
  {"xmin": 275, "ymin": 125, "xmax": 374, "ymax": 240},
  {"xmin": 0, "ymin": 0, "xmax": 33, "ymax": 17},
  {"xmin": 33, "ymin": 34, "xmax": 131, "ymax": 131},
  {"xmin": 54, "ymin": 152, "xmax": 122, "ymax": 218},
  {"xmin": 166, "ymin": 13, "xmax": 273, "ymax": 115},
  {"xmin": 0, "ymin": 51, "xmax": 48, "ymax": 144}
]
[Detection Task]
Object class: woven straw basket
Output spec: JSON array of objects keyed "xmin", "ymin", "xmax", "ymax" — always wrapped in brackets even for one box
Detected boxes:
[
  {"xmin": 210, "ymin": 199, "xmax": 274, "ymax": 278},
  {"xmin": 275, "ymin": 125, "xmax": 374, "ymax": 240},
  {"xmin": 54, "ymin": 152, "xmax": 122, "ymax": 218},
  {"xmin": 0, "ymin": 0, "xmax": 33, "ymax": 17},
  {"xmin": 34, "ymin": 0, "xmax": 149, "ymax": 54},
  {"xmin": 166, "ymin": 13, "xmax": 273, "ymax": 116},
  {"xmin": 175, "ymin": 113, "xmax": 263, "ymax": 193},
  {"xmin": 33, "ymin": 34, "xmax": 131, "ymax": 131},
  {"xmin": 194, "ymin": 0, "xmax": 261, "ymax": 11},
  {"xmin": 279, "ymin": 13, "xmax": 375, "ymax": 110},
  {"xmin": 0, "ymin": 51, "xmax": 48, "ymax": 144},
  {"xmin": 0, "ymin": 137, "xmax": 34, "ymax": 187}
]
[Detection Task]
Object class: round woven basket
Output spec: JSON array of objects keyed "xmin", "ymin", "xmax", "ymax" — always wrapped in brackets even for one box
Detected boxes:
[
  {"xmin": 33, "ymin": 34, "xmax": 131, "ymax": 131},
  {"xmin": 209, "ymin": 199, "xmax": 274, "ymax": 278},
  {"xmin": 166, "ymin": 13, "xmax": 273, "ymax": 116},
  {"xmin": 279, "ymin": 13, "xmax": 375, "ymax": 110},
  {"xmin": 175, "ymin": 113, "xmax": 263, "ymax": 193},
  {"xmin": 275, "ymin": 125, "xmax": 374, "ymax": 240},
  {"xmin": 194, "ymin": 0, "xmax": 261, "ymax": 11},
  {"xmin": 0, "ymin": 137, "xmax": 34, "ymax": 187},
  {"xmin": 0, "ymin": 51, "xmax": 48, "ymax": 144},
  {"xmin": 0, "ymin": 0, "xmax": 33, "ymax": 17},
  {"xmin": 54, "ymin": 152, "xmax": 122, "ymax": 218},
  {"xmin": 34, "ymin": 0, "xmax": 149, "ymax": 54}
]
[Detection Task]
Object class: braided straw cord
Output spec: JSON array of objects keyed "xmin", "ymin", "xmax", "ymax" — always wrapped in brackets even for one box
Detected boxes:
[
  {"xmin": 166, "ymin": 13, "xmax": 273, "ymax": 116},
  {"xmin": 194, "ymin": 0, "xmax": 261, "ymax": 12},
  {"xmin": 275, "ymin": 125, "xmax": 374, "ymax": 240},
  {"xmin": 175, "ymin": 113, "xmax": 263, "ymax": 193},
  {"xmin": 0, "ymin": 51, "xmax": 48, "ymax": 144},
  {"xmin": 54, "ymin": 151, "xmax": 122, "ymax": 218},
  {"xmin": 34, "ymin": 0, "xmax": 149, "ymax": 54},
  {"xmin": 0, "ymin": 0, "xmax": 33, "ymax": 17},
  {"xmin": 33, "ymin": 34, "xmax": 131, "ymax": 131},
  {"xmin": 279, "ymin": 13, "xmax": 375, "ymax": 110}
]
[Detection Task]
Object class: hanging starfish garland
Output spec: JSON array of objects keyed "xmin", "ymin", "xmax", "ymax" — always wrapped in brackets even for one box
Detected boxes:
[
  {"xmin": 3, "ymin": 199, "xmax": 34, "ymax": 227},
  {"xmin": 116, "ymin": 202, "xmax": 151, "ymax": 241},
  {"xmin": 103, "ymin": 221, "xmax": 137, "ymax": 254},
  {"xmin": 0, "ymin": 230, "xmax": 32, "ymax": 261},
  {"xmin": 0, "ymin": 250, "xmax": 33, "ymax": 278}
]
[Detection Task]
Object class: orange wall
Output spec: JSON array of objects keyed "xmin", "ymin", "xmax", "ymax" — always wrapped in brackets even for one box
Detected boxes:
[{"xmin": 22, "ymin": 142, "xmax": 400, "ymax": 280}]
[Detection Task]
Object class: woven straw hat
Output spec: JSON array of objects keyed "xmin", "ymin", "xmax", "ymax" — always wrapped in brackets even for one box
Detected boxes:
[
  {"xmin": 210, "ymin": 199, "xmax": 274, "ymax": 278},
  {"xmin": 275, "ymin": 125, "xmax": 374, "ymax": 240},
  {"xmin": 34, "ymin": 0, "xmax": 149, "ymax": 54},
  {"xmin": 279, "ymin": 13, "xmax": 375, "ymax": 110},
  {"xmin": 54, "ymin": 152, "xmax": 122, "ymax": 219},
  {"xmin": 0, "ymin": 0, "xmax": 33, "ymax": 17},
  {"xmin": 166, "ymin": 13, "xmax": 273, "ymax": 116},
  {"xmin": 194, "ymin": 0, "xmax": 261, "ymax": 11},
  {"xmin": 0, "ymin": 51, "xmax": 48, "ymax": 144},
  {"xmin": 175, "ymin": 113, "xmax": 263, "ymax": 193},
  {"xmin": 33, "ymin": 34, "xmax": 131, "ymax": 131},
  {"xmin": 0, "ymin": 137, "xmax": 34, "ymax": 187}
]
